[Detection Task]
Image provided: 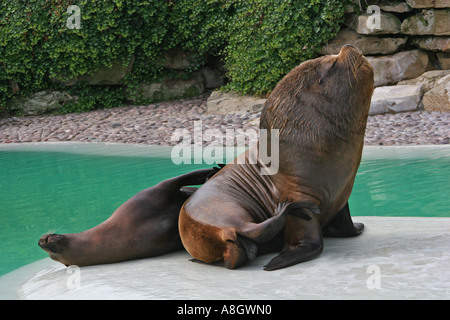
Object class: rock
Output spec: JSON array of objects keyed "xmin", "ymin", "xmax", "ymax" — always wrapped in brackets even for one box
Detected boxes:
[
  {"xmin": 398, "ymin": 70, "xmax": 450, "ymax": 91},
  {"xmin": 319, "ymin": 29, "xmax": 407, "ymax": 55},
  {"xmin": 367, "ymin": 50, "xmax": 433, "ymax": 86},
  {"xmin": 411, "ymin": 36, "xmax": 450, "ymax": 52},
  {"xmin": 369, "ymin": 85, "xmax": 424, "ymax": 115},
  {"xmin": 423, "ymin": 74, "xmax": 450, "ymax": 111},
  {"xmin": 135, "ymin": 73, "xmax": 205, "ymax": 102},
  {"xmin": 199, "ymin": 66, "xmax": 225, "ymax": 89},
  {"xmin": 437, "ymin": 52, "xmax": 450, "ymax": 69},
  {"xmin": 246, "ymin": 117, "xmax": 260, "ymax": 128},
  {"xmin": 162, "ymin": 48, "xmax": 192, "ymax": 70},
  {"xmin": 401, "ymin": 9, "xmax": 450, "ymax": 36},
  {"xmin": 161, "ymin": 73, "xmax": 205, "ymax": 100},
  {"xmin": 137, "ymin": 83, "xmax": 162, "ymax": 101},
  {"xmin": 52, "ymin": 57, "xmax": 135, "ymax": 86},
  {"xmin": 206, "ymin": 90, "xmax": 266, "ymax": 114},
  {"xmin": 352, "ymin": 12, "xmax": 401, "ymax": 35},
  {"xmin": 405, "ymin": 0, "xmax": 450, "ymax": 8},
  {"xmin": 6, "ymin": 91, "xmax": 78, "ymax": 116},
  {"xmin": 82, "ymin": 57, "xmax": 135, "ymax": 85},
  {"xmin": 379, "ymin": 1, "xmax": 413, "ymax": 13}
]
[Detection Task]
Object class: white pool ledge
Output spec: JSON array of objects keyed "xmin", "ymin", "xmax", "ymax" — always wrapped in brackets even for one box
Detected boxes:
[{"xmin": 1, "ymin": 216, "xmax": 449, "ymax": 300}]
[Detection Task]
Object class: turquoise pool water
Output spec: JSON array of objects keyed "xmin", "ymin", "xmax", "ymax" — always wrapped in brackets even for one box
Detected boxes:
[{"xmin": 0, "ymin": 143, "xmax": 449, "ymax": 276}]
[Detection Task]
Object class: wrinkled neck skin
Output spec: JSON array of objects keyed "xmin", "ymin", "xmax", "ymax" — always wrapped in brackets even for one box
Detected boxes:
[{"xmin": 212, "ymin": 148, "xmax": 281, "ymax": 222}]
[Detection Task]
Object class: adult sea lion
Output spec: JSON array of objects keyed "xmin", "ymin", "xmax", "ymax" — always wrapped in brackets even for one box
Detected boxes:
[
  {"xmin": 38, "ymin": 167, "xmax": 220, "ymax": 267},
  {"xmin": 179, "ymin": 44, "xmax": 374, "ymax": 271}
]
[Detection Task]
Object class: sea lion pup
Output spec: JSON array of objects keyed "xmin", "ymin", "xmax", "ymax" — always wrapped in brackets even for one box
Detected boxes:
[
  {"xmin": 179, "ymin": 44, "xmax": 374, "ymax": 270},
  {"xmin": 38, "ymin": 167, "xmax": 221, "ymax": 267}
]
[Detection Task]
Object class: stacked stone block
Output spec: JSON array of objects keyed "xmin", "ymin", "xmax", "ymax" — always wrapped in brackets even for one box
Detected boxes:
[{"xmin": 320, "ymin": 0, "xmax": 450, "ymax": 114}]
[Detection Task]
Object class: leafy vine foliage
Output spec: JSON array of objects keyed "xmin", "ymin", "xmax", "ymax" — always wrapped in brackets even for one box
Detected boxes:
[{"xmin": 0, "ymin": 0, "xmax": 350, "ymax": 114}]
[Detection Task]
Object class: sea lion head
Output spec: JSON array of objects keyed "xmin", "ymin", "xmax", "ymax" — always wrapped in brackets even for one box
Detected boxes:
[
  {"xmin": 312, "ymin": 44, "xmax": 374, "ymax": 112},
  {"xmin": 179, "ymin": 205, "xmax": 260, "ymax": 269},
  {"xmin": 261, "ymin": 44, "xmax": 374, "ymax": 140}
]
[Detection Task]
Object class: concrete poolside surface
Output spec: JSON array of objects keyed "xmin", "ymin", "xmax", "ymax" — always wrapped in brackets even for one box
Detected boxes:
[{"xmin": 1, "ymin": 216, "xmax": 449, "ymax": 300}]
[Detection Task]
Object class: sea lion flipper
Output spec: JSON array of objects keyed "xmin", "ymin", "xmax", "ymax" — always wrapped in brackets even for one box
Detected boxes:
[
  {"xmin": 236, "ymin": 201, "xmax": 319, "ymax": 244},
  {"xmin": 236, "ymin": 202, "xmax": 292, "ymax": 243},
  {"xmin": 162, "ymin": 166, "xmax": 225, "ymax": 190},
  {"xmin": 264, "ymin": 206, "xmax": 323, "ymax": 271},
  {"xmin": 321, "ymin": 202, "xmax": 364, "ymax": 237},
  {"xmin": 206, "ymin": 163, "xmax": 226, "ymax": 181},
  {"xmin": 263, "ymin": 243, "xmax": 323, "ymax": 271}
]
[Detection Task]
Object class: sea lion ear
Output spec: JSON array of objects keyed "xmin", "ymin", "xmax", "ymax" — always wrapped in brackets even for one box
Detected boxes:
[{"xmin": 221, "ymin": 228, "xmax": 237, "ymax": 242}]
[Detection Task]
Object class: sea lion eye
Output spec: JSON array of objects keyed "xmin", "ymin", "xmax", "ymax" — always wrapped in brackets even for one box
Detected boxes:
[
  {"xmin": 330, "ymin": 60, "xmax": 337, "ymax": 70},
  {"xmin": 332, "ymin": 60, "xmax": 337, "ymax": 67}
]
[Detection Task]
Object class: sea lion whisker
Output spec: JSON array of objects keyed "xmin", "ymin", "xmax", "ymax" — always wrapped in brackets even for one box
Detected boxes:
[{"xmin": 347, "ymin": 66, "xmax": 354, "ymax": 89}]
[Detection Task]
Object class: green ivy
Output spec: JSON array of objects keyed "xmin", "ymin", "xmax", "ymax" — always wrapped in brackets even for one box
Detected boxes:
[
  {"xmin": 223, "ymin": 0, "xmax": 350, "ymax": 95},
  {"xmin": 0, "ymin": 0, "xmax": 350, "ymax": 114},
  {"xmin": 61, "ymin": 82, "xmax": 125, "ymax": 113}
]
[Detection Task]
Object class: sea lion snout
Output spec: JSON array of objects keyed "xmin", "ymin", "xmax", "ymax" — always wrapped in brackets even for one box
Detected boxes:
[
  {"xmin": 340, "ymin": 44, "xmax": 363, "ymax": 55},
  {"xmin": 333, "ymin": 44, "xmax": 374, "ymax": 102},
  {"xmin": 339, "ymin": 44, "xmax": 365, "ymax": 70}
]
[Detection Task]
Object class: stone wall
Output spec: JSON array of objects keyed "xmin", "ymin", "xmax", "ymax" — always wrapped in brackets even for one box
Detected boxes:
[
  {"xmin": 130, "ymin": 49, "xmax": 225, "ymax": 103},
  {"xmin": 8, "ymin": 49, "xmax": 225, "ymax": 116},
  {"xmin": 207, "ymin": 0, "xmax": 449, "ymax": 115},
  {"xmin": 320, "ymin": 0, "xmax": 450, "ymax": 114},
  {"xmin": 9, "ymin": 1, "xmax": 449, "ymax": 116}
]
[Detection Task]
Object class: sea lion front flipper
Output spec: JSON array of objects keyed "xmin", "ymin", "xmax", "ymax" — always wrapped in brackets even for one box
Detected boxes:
[
  {"xmin": 321, "ymin": 202, "xmax": 364, "ymax": 237},
  {"xmin": 263, "ymin": 243, "xmax": 323, "ymax": 271},
  {"xmin": 236, "ymin": 201, "xmax": 306, "ymax": 243},
  {"xmin": 264, "ymin": 206, "xmax": 323, "ymax": 271}
]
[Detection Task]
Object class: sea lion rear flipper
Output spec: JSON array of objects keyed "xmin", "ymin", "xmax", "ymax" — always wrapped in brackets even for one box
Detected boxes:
[
  {"xmin": 161, "ymin": 165, "xmax": 226, "ymax": 190},
  {"xmin": 264, "ymin": 206, "xmax": 323, "ymax": 271},
  {"xmin": 206, "ymin": 163, "xmax": 226, "ymax": 181},
  {"xmin": 321, "ymin": 202, "xmax": 364, "ymax": 237}
]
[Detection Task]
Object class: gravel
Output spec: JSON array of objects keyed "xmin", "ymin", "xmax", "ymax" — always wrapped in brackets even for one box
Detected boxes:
[{"xmin": 1, "ymin": 93, "xmax": 449, "ymax": 146}]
